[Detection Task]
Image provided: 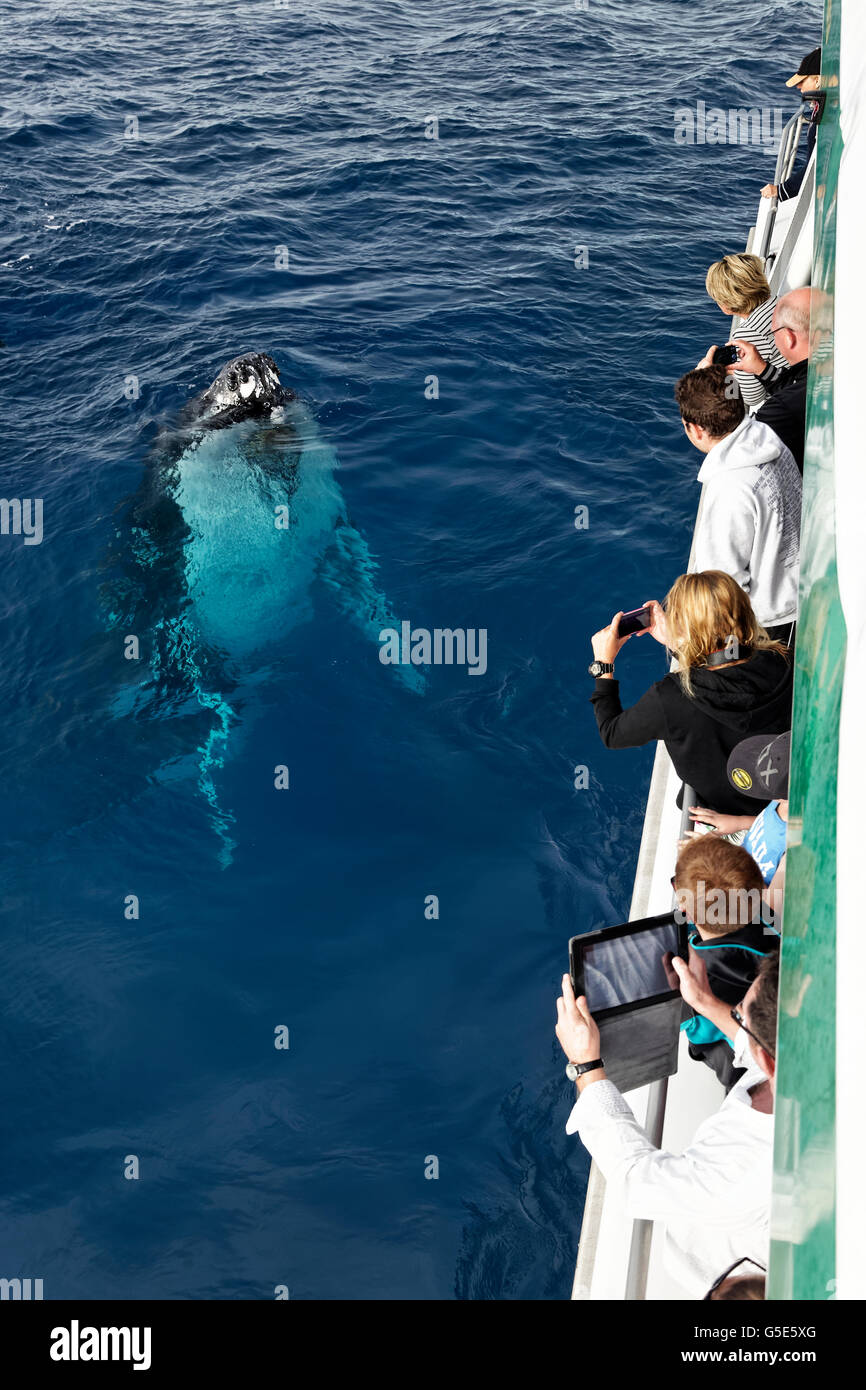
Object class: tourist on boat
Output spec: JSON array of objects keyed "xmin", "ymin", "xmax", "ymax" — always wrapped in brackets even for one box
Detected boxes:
[
  {"xmin": 686, "ymin": 732, "xmax": 790, "ymax": 918},
  {"xmin": 760, "ymin": 47, "xmax": 822, "ymax": 203},
  {"xmin": 671, "ymin": 835, "xmax": 779, "ymax": 1091},
  {"xmin": 702, "ymin": 253, "xmax": 787, "ymax": 407},
  {"xmin": 729, "ymin": 287, "xmax": 814, "ymax": 471},
  {"xmin": 588, "ymin": 571, "xmax": 792, "ymax": 816},
  {"xmin": 555, "ymin": 950, "xmax": 778, "ymax": 1297},
  {"xmin": 674, "ymin": 364, "xmax": 801, "ymax": 642}
]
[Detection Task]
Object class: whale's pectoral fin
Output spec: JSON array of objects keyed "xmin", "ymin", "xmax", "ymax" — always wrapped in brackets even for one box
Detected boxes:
[{"xmin": 319, "ymin": 520, "xmax": 426, "ymax": 694}]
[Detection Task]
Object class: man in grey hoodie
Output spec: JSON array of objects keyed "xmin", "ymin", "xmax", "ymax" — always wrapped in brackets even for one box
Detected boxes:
[{"xmin": 674, "ymin": 365, "xmax": 802, "ymax": 644}]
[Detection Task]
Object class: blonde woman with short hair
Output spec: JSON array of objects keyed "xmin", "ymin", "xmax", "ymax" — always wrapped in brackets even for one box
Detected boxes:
[
  {"xmin": 587, "ymin": 571, "xmax": 792, "ymax": 815},
  {"xmin": 702, "ymin": 253, "xmax": 787, "ymax": 407}
]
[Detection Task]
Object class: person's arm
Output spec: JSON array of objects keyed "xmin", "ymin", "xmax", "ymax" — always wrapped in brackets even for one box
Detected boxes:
[
  {"xmin": 764, "ymin": 851, "xmax": 786, "ymax": 917},
  {"xmin": 778, "ymin": 107, "xmax": 817, "ymax": 202},
  {"xmin": 779, "ymin": 116, "xmax": 816, "ymax": 202},
  {"xmin": 555, "ymin": 973, "xmax": 608, "ymax": 1093},
  {"xmin": 587, "ymin": 606, "xmax": 668, "ymax": 749},
  {"xmin": 670, "ymin": 950, "xmax": 739, "ymax": 1043},
  {"xmin": 590, "ymin": 677, "xmax": 666, "ymax": 751},
  {"xmin": 778, "ymin": 164, "xmax": 804, "ymax": 202},
  {"xmin": 556, "ymin": 957, "xmax": 753, "ymax": 1226},
  {"xmin": 687, "ymin": 806, "xmax": 756, "ymax": 836},
  {"xmin": 571, "ymin": 1078, "xmax": 766, "ymax": 1225}
]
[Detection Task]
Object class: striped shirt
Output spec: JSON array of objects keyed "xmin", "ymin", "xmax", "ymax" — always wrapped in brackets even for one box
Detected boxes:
[{"xmin": 728, "ymin": 296, "xmax": 788, "ymax": 408}]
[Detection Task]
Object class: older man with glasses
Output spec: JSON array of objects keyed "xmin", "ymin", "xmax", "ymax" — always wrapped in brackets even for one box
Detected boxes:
[
  {"xmin": 727, "ymin": 286, "xmax": 816, "ymax": 473},
  {"xmin": 555, "ymin": 949, "xmax": 778, "ymax": 1298}
]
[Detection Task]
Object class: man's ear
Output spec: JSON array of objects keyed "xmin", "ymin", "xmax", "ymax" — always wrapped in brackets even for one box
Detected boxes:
[{"xmin": 756, "ymin": 1044, "xmax": 776, "ymax": 1081}]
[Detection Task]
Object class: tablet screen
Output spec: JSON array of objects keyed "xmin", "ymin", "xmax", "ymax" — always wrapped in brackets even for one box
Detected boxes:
[{"xmin": 581, "ymin": 919, "xmax": 679, "ymax": 1011}]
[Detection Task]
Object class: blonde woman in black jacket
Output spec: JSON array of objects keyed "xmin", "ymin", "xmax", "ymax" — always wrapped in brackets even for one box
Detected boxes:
[{"xmin": 588, "ymin": 571, "xmax": 793, "ymax": 816}]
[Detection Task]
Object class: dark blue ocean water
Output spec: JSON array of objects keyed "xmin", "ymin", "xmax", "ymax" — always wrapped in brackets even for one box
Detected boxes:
[{"xmin": 1, "ymin": 0, "xmax": 819, "ymax": 1300}]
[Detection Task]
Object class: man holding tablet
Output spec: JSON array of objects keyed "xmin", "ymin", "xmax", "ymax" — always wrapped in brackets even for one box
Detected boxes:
[{"xmin": 555, "ymin": 949, "xmax": 778, "ymax": 1298}]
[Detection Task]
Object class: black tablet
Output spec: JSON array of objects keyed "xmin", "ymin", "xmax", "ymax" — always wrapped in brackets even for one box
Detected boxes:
[{"xmin": 569, "ymin": 911, "xmax": 689, "ymax": 1021}]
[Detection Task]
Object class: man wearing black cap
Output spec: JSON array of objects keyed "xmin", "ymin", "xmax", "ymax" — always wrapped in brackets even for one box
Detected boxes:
[
  {"xmin": 760, "ymin": 47, "xmax": 822, "ymax": 203},
  {"xmin": 731, "ymin": 731, "xmax": 790, "ymax": 918},
  {"xmin": 687, "ymin": 730, "xmax": 790, "ymax": 918}
]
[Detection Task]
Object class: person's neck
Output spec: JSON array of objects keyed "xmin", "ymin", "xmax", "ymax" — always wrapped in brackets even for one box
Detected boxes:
[
  {"xmin": 695, "ymin": 922, "xmax": 757, "ymax": 942},
  {"xmin": 748, "ymin": 1079, "xmax": 774, "ymax": 1114}
]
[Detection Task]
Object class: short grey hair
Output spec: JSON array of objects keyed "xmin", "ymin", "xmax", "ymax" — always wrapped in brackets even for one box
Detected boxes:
[{"xmin": 775, "ymin": 293, "xmax": 812, "ymax": 336}]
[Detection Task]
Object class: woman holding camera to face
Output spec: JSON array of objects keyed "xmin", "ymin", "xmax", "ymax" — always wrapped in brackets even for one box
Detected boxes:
[{"xmin": 588, "ymin": 571, "xmax": 792, "ymax": 816}]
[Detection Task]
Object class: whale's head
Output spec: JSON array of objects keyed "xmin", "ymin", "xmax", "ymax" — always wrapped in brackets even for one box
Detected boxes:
[{"xmin": 194, "ymin": 352, "xmax": 291, "ymax": 424}]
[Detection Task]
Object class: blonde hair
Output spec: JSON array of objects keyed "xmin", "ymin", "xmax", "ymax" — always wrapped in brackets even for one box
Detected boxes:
[
  {"xmin": 705, "ymin": 253, "xmax": 771, "ymax": 317},
  {"xmin": 664, "ymin": 570, "xmax": 788, "ymax": 696}
]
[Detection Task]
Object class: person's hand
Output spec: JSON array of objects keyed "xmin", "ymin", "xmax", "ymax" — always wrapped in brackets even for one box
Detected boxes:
[
  {"xmin": 696, "ymin": 345, "xmax": 717, "ymax": 369},
  {"xmin": 677, "ymin": 829, "xmax": 721, "ymax": 850},
  {"xmin": 555, "ymin": 973, "xmax": 601, "ymax": 1064},
  {"xmin": 638, "ymin": 598, "xmax": 668, "ymax": 647},
  {"xmin": 670, "ymin": 946, "xmax": 716, "ymax": 1016},
  {"xmin": 590, "ymin": 612, "xmax": 631, "ymax": 665},
  {"xmin": 688, "ymin": 806, "xmax": 755, "ymax": 836},
  {"xmin": 760, "ymin": 183, "xmax": 779, "ymax": 199},
  {"xmin": 729, "ymin": 340, "xmax": 767, "ymax": 375}
]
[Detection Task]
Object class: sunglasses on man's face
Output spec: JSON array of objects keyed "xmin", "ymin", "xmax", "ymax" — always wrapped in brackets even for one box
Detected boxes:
[{"xmin": 731, "ymin": 1006, "xmax": 775, "ymax": 1059}]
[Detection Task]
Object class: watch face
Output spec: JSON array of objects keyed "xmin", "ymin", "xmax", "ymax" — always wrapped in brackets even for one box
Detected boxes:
[{"xmin": 565, "ymin": 1063, "xmax": 579, "ymax": 1081}]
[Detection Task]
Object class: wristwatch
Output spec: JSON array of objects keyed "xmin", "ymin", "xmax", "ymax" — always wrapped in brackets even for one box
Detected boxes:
[
  {"xmin": 588, "ymin": 660, "xmax": 615, "ymax": 677},
  {"xmin": 566, "ymin": 1058, "xmax": 604, "ymax": 1081}
]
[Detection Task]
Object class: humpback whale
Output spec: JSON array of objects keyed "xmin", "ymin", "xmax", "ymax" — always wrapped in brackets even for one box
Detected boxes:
[{"xmin": 106, "ymin": 352, "xmax": 420, "ymax": 865}]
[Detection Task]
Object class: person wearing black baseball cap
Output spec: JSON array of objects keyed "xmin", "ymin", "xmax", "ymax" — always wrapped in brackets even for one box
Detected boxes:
[
  {"xmin": 686, "ymin": 730, "xmax": 790, "ymax": 917},
  {"xmin": 732, "ymin": 732, "xmax": 790, "ymax": 918},
  {"xmin": 760, "ymin": 47, "xmax": 822, "ymax": 203}
]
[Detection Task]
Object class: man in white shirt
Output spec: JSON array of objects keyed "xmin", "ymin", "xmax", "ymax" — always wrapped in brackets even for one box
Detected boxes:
[
  {"xmin": 674, "ymin": 364, "xmax": 801, "ymax": 645},
  {"xmin": 555, "ymin": 948, "xmax": 778, "ymax": 1298}
]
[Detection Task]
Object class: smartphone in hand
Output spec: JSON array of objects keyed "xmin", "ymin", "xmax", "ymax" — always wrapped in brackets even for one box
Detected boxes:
[
  {"xmin": 618, "ymin": 605, "xmax": 653, "ymax": 637},
  {"xmin": 713, "ymin": 343, "xmax": 740, "ymax": 367}
]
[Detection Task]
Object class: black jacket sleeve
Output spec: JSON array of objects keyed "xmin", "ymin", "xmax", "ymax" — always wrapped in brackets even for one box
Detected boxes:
[
  {"xmin": 589, "ymin": 677, "xmax": 667, "ymax": 750},
  {"xmin": 779, "ymin": 114, "xmax": 817, "ymax": 202}
]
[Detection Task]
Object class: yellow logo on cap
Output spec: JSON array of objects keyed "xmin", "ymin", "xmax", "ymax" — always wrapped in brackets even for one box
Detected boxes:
[{"xmin": 731, "ymin": 767, "xmax": 752, "ymax": 790}]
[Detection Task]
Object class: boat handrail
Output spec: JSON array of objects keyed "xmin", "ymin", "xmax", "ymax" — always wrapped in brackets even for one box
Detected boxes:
[
  {"xmin": 620, "ymin": 784, "xmax": 696, "ymax": 1299},
  {"xmin": 751, "ymin": 98, "xmax": 815, "ymax": 264},
  {"xmin": 766, "ymin": 156, "xmax": 816, "ymax": 290}
]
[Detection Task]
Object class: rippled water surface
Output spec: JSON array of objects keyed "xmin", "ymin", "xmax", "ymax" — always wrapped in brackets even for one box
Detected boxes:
[{"xmin": 1, "ymin": 0, "xmax": 819, "ymax": 1298}]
